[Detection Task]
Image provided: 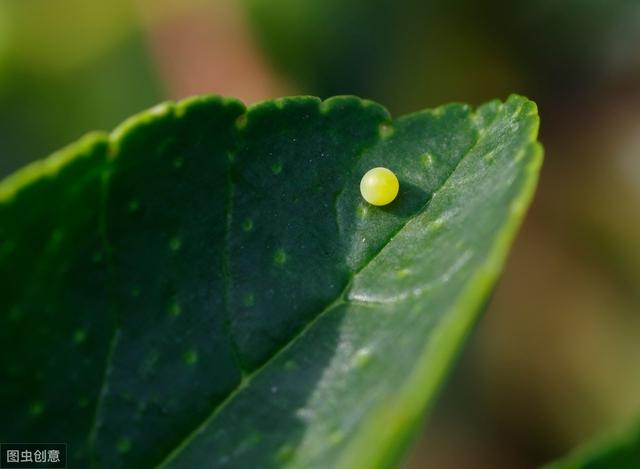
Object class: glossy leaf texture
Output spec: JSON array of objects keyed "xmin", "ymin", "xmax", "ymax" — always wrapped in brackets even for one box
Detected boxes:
[
  {"xmin": 545, "ymin": 422, "xmax": 640, "ymax": 469},
  {"xmin": 0, "ymin": 94, "xmax": 542, "ymax": 468}
]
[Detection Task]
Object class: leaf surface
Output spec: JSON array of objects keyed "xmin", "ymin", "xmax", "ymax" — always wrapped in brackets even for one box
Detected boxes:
[{"xmin": 0, "ymin": 94, "xmax": 542, "ymax": 468}]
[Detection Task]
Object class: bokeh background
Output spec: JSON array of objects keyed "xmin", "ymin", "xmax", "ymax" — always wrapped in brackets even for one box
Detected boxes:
[{"xmin": 1, "ymin": 0, "xmax": 639, "ymax": 467}]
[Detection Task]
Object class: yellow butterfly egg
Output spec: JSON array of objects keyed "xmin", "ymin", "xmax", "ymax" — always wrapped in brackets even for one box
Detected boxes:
[{"xmin": 360, "ymin": 167, "xmax": 399, "ymax": 206}]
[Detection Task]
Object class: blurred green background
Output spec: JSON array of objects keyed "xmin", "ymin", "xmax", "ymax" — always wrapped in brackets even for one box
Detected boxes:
[{"xmin": 1, "ymin": 0, "xmax": 639, "ymax": 467}]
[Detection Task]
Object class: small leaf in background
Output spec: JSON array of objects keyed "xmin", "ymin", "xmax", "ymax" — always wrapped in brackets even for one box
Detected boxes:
[
  {"xmin": 0, "ymin": 94, "xmax": 541, "ymax": 468},
  {"xmin": 545, "ymin": 421, "xmax": 640, "ymax": 469}
]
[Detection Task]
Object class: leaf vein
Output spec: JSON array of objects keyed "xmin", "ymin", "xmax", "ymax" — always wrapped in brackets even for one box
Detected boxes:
[{"xmin": 222, "ymin": 153, "xmax": 246, "ymax": 374}]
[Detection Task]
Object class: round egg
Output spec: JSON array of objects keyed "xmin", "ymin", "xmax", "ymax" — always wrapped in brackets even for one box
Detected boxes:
[{"xmin": 360, "ymin": 167, "xmax": 399, "ymax": 206}]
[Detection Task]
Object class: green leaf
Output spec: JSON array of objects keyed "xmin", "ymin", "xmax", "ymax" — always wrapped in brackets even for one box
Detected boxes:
[
  {"xmin": 545, "ymin": 421, "xmax": 640, "ymax": 469},
  {"xmin": 0, "ymin": 94, "xmax": 542, "ymax": 468}
]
